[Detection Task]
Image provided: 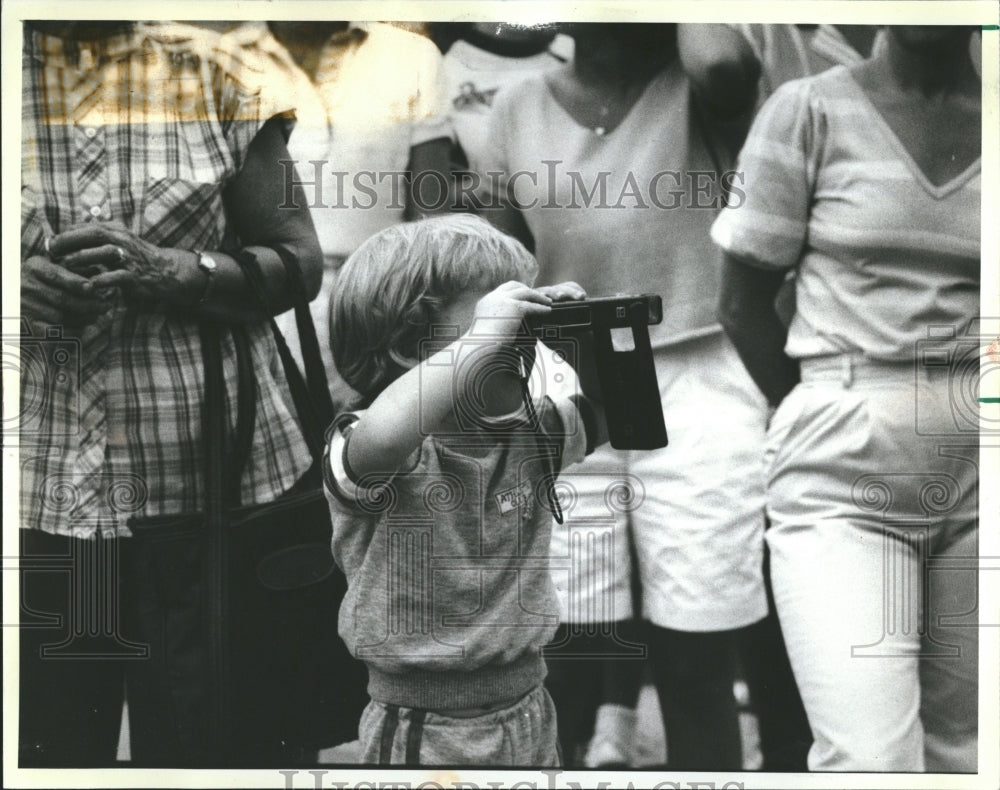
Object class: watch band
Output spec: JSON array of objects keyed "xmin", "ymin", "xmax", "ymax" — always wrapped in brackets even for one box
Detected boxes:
[{"xmin": 193, "ymin": 250, "xmax": 218, "ymax": 306}]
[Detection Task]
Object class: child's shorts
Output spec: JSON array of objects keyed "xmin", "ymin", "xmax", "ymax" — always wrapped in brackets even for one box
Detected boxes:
[{"xmin": 358, "ymin": 684, "xmax": 559, "ymax": 767}]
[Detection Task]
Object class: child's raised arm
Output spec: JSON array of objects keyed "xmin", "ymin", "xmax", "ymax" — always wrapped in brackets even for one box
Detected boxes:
[{"xmin": 346, "ymin": 281, "xmax": 556, "ymax": 479}]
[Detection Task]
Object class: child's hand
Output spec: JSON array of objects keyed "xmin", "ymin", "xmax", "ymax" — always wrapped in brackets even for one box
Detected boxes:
[
  {"xmin": 535, "ymin": 281, "xmax": 586, "ymax": 303},
  {"xmin": 469, "ymin": 281, "xmax": 554, "ymax": 340}
]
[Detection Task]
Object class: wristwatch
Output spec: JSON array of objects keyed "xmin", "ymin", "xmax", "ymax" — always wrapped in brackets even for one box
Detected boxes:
[{"xmin": 193, "ymin": 250, "xmax": 218, "ymax": 305}]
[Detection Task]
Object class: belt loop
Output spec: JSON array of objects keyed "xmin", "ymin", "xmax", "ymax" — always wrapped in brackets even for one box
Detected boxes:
[{"xmin": 841, "ymin": 355, "xmax": 854, "ymax": 388}]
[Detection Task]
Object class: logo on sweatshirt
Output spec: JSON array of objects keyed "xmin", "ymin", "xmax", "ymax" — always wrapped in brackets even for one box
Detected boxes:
[{"xmin": 495, "ymin": 479, "xmax": 535, "ymax": 519}]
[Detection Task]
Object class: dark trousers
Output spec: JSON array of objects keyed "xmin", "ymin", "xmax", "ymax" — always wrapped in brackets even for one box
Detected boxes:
[
  {"xmin": 19, "ymin": 530, "xmax": 135, "ymax": 766},
  {"xmin": 646, "ymin": 624, "xmax": 744, "ymax": 771},
  {"xmin": 738, "ymin": 544, "xmax": 811, "ymax": 771},
  {"xmin": 544, "ymin": 620, "xmax": 646, "ymax": 766},
  {"xmin": 18, "ymin": 529, "xmax": 312, "ymax": 767}
]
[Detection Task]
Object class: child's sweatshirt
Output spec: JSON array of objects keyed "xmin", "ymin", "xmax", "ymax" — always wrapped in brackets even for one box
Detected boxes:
[{"xmin": 324, "ymin": 395, "xmax": 587, "ymax": 710}]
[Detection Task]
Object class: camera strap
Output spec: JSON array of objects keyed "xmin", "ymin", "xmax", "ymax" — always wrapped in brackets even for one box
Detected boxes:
[{"xmin": 516, "ymin": 349, "xmax": 564, "ymax": 525}]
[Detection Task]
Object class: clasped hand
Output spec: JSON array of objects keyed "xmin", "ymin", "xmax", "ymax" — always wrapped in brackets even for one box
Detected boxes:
[{"xmin": 22, "ymin": 221, "xmax": 187, "ymax": 329}]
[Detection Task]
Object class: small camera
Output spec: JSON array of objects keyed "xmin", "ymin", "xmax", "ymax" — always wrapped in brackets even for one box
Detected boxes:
[
  {"xmin": 2, "ymin": 319, "xmax": 82, "ymax": 443},
  {"xmin": 527, "ymin": 294, "xmax": 667, "ymax": 450},
  {"xmin": 417, "ymin": 324, "xmax": 581, "ymax": 439}
]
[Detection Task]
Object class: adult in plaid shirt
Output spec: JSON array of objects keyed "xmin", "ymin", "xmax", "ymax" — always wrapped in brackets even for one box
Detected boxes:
[{"xmin": 19, "ymin": 21, "xmax": 322, "ymax": 766}]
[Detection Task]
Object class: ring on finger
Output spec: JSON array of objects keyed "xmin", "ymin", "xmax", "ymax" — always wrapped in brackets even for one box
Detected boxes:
[
  {"xmin": 114, "ymin": 246, "xmax": 127, "ymax": 264},
  {"xmin": 44, "ymin": 237, "xmax": 53, "ymax": 257}
]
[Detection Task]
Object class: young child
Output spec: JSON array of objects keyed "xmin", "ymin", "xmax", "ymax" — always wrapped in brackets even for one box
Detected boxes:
[{"xmin": 324, "ymin": 214, "xmax": 606, "ymax": 766}]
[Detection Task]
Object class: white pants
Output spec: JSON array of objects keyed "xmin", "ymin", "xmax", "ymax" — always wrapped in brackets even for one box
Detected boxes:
[
  {"xmin": 547, "ymin": 330, "xmax": 769, "ymax": 631},
  {"xmin": 766, "ymin": 355, "xmax": 979, "ymax": 772}
]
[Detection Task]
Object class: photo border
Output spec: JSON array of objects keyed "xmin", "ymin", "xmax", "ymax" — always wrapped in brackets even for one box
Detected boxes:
[{"xmin": 3, "ymin": 2, "xmax": 997, "ymax": 788}]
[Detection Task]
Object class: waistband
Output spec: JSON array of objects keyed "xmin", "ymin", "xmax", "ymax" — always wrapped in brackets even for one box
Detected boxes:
[
  {"xmin": 366, "ymin": 651, "xmax": 546, "ymax": 711},
  {"xmin": 798, "ymin": 354, "xmax": 920, "ymax": 385}
]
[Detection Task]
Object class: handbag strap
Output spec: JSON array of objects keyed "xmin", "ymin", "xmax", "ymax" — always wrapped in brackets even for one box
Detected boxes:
[
  {"xmin": 197, "ymin": 245, "xmax": 333, "ymax": 757},
  {"xmin": 198, "ymin": 318, "xmax": 235, "ymax": 757},
  {"xmin": 200, "ymin": 320, "xmax": 229, "ymax": 525},
  {"xmin": 229, "ymin": 325, "xmax": 258, "ymax": 503},
  {"xmin": 273, "ymin": 244, "xmax": 335, "ymax": 423},
  {"xmin": 232, "ymin": 247, "xmax": 334, "ymax": 467}
]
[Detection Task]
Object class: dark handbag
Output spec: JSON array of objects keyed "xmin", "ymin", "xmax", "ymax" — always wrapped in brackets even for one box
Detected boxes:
[{"xmin": 125, "ymin": 248, "xmax": 367, "ymax": 766}]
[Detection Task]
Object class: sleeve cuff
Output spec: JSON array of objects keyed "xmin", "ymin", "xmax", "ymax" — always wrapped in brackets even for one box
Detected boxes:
[
  {"xmin": 410, "ymin": 116, "xmax": 455, "ymax": 146},
  {"xmin": 711, "ymin": 214, "xmax": 799, "ymax": 271},
  {"xmin": 547, "ymin": 396, "xmax": 588, "ymax": 470},
  {"xmin": 323, "ymin": 412, "xmax": 363, "ymax": 504}
]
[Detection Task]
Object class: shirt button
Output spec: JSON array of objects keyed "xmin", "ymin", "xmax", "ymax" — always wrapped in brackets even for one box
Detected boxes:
[
  {"xmin": 89, "ymin": 205, "xmax": 103, "ymax": 218},
  {"xmin": 84, "ymin": 127, "xmax": 98, "ymax": 139}
]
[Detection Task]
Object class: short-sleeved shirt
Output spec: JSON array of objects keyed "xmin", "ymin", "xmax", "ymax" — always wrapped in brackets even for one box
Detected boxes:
[
  {"xmin": 734, "ymin": 24, "xmax": 875, "ymax": 110},
  {"xmin": 227, "ymin": 22, "xmax": 453, "ymax": 261},
  {"xmin": 443, "ymin": 36, "xmax": 571, "ymax": 181},
  {"xmin": 20, "ymin": 23, "xmax": 312, "ymax": 536},
  {"xmin": 711, "ymin": 66, "xmax": 980, "ymax": 361},
  {"xmin": 478, "ymin": 63, "xmax": 734, "ymax": 348},
  {"xmin": 323, "ymin": 395, "xmax": 587, "ymax": 709}
]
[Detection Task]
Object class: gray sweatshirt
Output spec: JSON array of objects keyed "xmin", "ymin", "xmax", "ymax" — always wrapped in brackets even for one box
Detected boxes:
[{"xmin": 324, "ymin": 396, "xmax": 587, "ymax": 710}]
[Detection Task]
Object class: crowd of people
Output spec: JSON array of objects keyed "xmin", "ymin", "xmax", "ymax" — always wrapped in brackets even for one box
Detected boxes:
[{"xmin": 18, "ymin": 19, "xmax": 982, "ymax": 774}]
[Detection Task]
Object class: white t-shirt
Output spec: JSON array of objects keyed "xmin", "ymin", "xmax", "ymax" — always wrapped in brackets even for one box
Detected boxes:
[
  {"xmin": 443, "ymin": 35, "xmax": 572, "ymax": 180},
  {"xmin": 479, "ymin": 62, "xmax": 734, "ymax": 347},
  {"xmin": 711, "ymin": 66, "xmax": 980, "ymax": 361},
  {"xmin": 226, "ymin": 22, "xmax": 453, "ymax": 260}
]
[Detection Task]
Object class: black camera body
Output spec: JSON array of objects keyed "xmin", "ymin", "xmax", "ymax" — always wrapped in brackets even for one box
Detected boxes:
[{"xmin": 528, "ymin": 294, "xmax": 667, "ymax": 450}]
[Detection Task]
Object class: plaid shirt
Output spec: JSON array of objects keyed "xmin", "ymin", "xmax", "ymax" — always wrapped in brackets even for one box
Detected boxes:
[{"xmin": 20, "ymin": 23, "xmax": 312, "ymax": 537}]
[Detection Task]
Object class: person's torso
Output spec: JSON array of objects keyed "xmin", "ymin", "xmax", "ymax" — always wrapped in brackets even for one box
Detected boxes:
[
  {"xmin": 304, "ymin": 23, "xmax": 450, "ymax": 257},
  {"xmin": 489, "ymin": 64, "xmax": 731, "ymax": 347},
  {"xmin": 444, "ymin": 37, "xmax": 566, "ymax": 179},
  {"xmin": 20, "ymin": 24, "xmax": 311, "ymax": 533},
  {"xmin": 788, "ymin": 66, "xmax": 980, "ymax": 361},
  {"xmin": 330, "ymin": 421, "xmax": 565, "ymax": 674}
]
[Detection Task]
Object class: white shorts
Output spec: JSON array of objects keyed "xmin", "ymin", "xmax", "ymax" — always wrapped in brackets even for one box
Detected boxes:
[{"xmin": 546, "ymin": 330, "xmax": 769, "ymax": 631}]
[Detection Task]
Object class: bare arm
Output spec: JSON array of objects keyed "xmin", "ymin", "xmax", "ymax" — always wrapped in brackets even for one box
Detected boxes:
[
  {"xmin": 718, "ymin": 252, "xmax": 799, "ymax": 407},
  {"xmin": 346, "ymin": 281, "xmax": 555, "ymax": 478},
  {"xmin": 405, "ymin": 137, "xmax": 455, "ymax": 219},
  {"xmin": 678, "ymin": 24, "xmax": 761, "ymax": 120}
]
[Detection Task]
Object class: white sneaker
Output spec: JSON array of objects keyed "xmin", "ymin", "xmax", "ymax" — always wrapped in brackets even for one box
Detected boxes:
[{"xmin": 584, "ymin": 703, "xmax": 637, "ymax": 768}]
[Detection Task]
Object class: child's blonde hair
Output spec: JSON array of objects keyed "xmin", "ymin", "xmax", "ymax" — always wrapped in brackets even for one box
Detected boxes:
[{"xmin": 330, "ymin": 214, "xmax": 538, "ymax": 402}]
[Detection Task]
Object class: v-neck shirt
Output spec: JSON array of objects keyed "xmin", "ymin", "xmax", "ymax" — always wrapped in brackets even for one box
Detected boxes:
[
  {"xmin": 480, "ymin": 62, "xmax": 733, "ymax": 348},
  {"xmin": 712, "ymin": 65, "xmax": 980, "ymax": 361}
]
